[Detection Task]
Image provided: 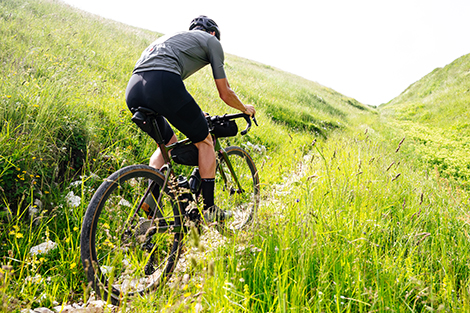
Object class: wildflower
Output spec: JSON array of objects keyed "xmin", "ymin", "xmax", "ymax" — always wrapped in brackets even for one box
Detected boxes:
[
  {"xmin": 184, "ymin": 292, "xmax": 191, "ymax": 298},
  {"xmin": 70, "ymin": 262, "xmax": 76, "ymax": 270},
  {"xmin": 65, "ymin": 191, "xmax": 81, "ymax": 208}
]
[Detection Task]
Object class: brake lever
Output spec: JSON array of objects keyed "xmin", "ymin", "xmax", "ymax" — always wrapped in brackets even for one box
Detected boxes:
[{"xmin": 240, "ymin": 114, "xmax": 250, "ymax": 135}]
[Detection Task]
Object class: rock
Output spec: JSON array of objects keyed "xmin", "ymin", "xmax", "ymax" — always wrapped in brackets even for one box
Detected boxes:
[
  {"xmin": 32, "ymin": 308, "xmax": 54, "ymax": 313},
  {"xmin": 29, "ymin": 240, "xmax": 57, "ymax": 256}
]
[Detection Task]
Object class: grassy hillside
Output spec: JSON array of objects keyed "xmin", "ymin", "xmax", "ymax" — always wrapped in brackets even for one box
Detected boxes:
[
  {"xmin": 0, "ymin": 0, "xmax": 370, "ymax": 214},
  {"xmin": 380, "ymin": 53, "xmax": 470, "ymax": 187},
  {"xmin": 3, "ymin": 0, "xmax": 470, "ymax": 312}
]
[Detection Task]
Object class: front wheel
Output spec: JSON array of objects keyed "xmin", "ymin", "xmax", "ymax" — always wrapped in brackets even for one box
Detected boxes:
[
  {"xmin": 80, "ymin": 164, "xmax": 183, "ymax": 305},
  {"xmin": 215, "ymin": 146, "xmax": 260, "ymax": 231}
]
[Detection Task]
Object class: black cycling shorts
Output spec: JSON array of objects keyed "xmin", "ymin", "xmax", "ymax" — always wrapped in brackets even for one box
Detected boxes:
[{"xmin": 125, "ymin": 70, "xmax": 209, "ymax": 144}]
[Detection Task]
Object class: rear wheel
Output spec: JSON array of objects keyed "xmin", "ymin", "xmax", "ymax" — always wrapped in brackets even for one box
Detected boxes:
[
  {"xmin": 215, "ymin": 146, "xmax": 260, "ymax": 231},
  {"xmin": 80, "ymin": 165, "xmax": 183, "ymax": 305}
]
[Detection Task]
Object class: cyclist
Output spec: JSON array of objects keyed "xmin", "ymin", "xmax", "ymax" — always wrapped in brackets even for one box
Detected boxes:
[{"xmin": 125, "ymin": 15, "xmax": 255, "ymax": 220}]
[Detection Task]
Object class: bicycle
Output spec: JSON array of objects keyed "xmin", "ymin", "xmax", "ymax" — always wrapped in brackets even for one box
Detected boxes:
[{"xmin": 80, "ymin": 106, "xmax": 260, "ymax": 304}]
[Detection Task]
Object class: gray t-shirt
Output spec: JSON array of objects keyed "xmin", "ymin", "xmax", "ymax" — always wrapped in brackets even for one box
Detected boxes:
[{"xmin": 133, "ymin": 30, "xmax": 226, "ymax": 80}]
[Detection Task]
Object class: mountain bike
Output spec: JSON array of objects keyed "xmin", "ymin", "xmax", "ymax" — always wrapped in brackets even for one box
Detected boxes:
[{"xmin": 80, "ymin": 106, "xmax": 260, "ymax": 305}]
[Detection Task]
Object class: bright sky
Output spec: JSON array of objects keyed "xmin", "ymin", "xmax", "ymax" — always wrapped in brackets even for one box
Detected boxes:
[{"xmin": 60, "ymin": 0, "xmax": 470, "ymax": 106}]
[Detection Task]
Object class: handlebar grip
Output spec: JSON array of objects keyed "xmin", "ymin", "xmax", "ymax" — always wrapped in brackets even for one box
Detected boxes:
[{"xmin": 241, "ymin": 114, "xmax": 252, "ymax": 135}]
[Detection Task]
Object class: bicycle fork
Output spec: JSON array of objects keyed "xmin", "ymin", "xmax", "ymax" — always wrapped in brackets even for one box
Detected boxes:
[{"xmin": 217, "ymin": 148, "xmax": 244, "ymax": 195}]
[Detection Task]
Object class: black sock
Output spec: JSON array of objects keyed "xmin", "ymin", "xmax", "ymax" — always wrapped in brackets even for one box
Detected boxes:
[{"xmin": 201, "ymin": 178, "xmax": 215, "ymax": 210}]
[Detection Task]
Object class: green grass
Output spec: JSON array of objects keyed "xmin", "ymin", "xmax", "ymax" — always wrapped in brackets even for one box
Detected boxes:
[
  {"xmin": 380, "ymin": 53, "xmax": 470, "ymax": 188},
  {"xmin": 1, "ymin": 0, "xmax": 470, "ymax": 312}
]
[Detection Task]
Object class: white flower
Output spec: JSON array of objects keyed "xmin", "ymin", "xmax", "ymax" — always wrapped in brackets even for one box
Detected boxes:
[
  {"xmin": 118, "ymin": 198, "xmax": 132, "ymax": 207},
  {"xmin": 65, "ymin": 191, "xmax": 81, "ymax": 208}
]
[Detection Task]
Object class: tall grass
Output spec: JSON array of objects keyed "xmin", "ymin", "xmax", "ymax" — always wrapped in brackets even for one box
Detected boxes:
[
  {"xmin": 1, "ymin": 0, "xmax": 469, "ymax": 312},
  {"xmin": 0, "ymin": 0, "xmax": 339, "ymax": 310},
  {"xmin": 119, "ymin": 128, "xmax": 470, "ymax": 312}
]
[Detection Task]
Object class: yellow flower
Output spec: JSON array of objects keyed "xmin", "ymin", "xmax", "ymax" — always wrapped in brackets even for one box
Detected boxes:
[
  {"xmin": 184, "ymin": 292, "xmax": 191, "ymax": 298},
  {"xmin": 70, "ymin": 263, "xmax": 76, "ymax": 270},
  {"xmin": 15, "ymin": 233, "xmax": 24, "ymax": 239},
  {"xmin": 73, "ymin": 227, "xmax": 79, "ymax": 231}
]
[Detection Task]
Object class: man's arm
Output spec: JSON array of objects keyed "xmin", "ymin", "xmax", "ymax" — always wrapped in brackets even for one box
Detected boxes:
[{"xmin": 215, "ymin": 78, "xmax": 255, "ymax": 116}]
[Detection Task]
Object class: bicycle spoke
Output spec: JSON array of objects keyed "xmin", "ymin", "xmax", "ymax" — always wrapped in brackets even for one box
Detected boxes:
[{"xmin": 215, "ymin": 146, "xmax": 259, "ymax": 232}]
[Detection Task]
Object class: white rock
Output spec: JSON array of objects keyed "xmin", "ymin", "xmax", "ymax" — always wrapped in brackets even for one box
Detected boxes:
[
  {"xmin": 29, "ymin": 240, "xmax": 57, "ymax": 256},
  {"xmin": 32, "ymin": 308, "xmax": 54, "ymax": 313}
]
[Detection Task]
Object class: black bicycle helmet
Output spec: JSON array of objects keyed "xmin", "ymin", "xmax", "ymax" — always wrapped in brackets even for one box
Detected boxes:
[{"xmin": 189, "ymin": 15, "xmax": 221, "ymax": 41}]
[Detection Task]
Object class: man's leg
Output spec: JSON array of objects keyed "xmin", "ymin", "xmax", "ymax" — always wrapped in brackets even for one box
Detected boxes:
[
  {"xmin": 149, "ymin": 134, "xmax": 178, "ymax": 170},
  {"xmin": 194, "ymin": 134, "xmax": 216, "ymax": 210}
]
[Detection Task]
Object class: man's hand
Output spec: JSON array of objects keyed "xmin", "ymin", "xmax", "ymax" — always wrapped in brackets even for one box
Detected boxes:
[{"xmin": 243, "ymin": 104, "xmax": 256, "ymax": 117}]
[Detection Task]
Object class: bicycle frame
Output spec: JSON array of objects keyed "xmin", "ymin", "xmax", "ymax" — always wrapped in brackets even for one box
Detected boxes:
[{"xmin": 130, "ymin": 109, "xmax": 255, "ymax": 233}]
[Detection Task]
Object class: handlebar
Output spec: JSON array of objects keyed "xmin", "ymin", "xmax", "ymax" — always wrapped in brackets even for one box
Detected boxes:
[{"xmin": 207, "ymin": 113, "xmax": 258, "ymax": 136}]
